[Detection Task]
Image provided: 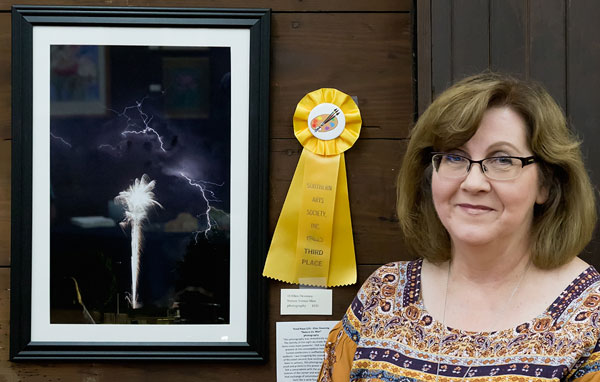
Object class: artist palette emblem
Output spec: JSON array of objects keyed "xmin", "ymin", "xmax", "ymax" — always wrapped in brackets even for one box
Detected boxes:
[{"xmin": 308, "ymin": 103, "xmax": 346, "ymax": 141}]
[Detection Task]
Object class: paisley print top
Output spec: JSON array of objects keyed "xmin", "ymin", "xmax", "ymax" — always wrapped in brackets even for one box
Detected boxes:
[{"xmin": 318, "ymin": 259, "xmax": 600, "ymax": 381}]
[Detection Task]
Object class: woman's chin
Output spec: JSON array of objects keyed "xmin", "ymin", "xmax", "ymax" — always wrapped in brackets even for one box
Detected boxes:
[{"xmin": 449, "ymin": 230, "xmax": 499, "ymax": 248}]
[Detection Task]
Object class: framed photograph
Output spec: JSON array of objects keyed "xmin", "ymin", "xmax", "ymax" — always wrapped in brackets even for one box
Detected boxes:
[{"xmin": 10, "ymin": 6, "xmax": 270, "ymax": 360}]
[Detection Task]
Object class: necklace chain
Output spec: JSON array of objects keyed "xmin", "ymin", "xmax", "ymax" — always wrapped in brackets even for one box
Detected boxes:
[{"xmin": 434, "ymin": 261, "xmax": 531, "ymax": 381}]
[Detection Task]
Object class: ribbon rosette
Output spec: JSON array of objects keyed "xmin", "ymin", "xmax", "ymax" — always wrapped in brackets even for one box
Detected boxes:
[{"xmin": 263, "ymin": 88, "xmax": 361, "ymax": 287}]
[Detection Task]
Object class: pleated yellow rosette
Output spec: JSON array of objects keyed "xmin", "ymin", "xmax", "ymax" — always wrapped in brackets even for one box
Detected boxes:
[{"xmin": 263, "ymin": 88, "xmax": 361, "ymax": 287}]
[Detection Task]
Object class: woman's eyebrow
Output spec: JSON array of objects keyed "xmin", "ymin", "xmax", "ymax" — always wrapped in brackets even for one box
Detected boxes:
[
  {"xmin": 454, "ymin": 141, "xmax": 526, "ymax": 157},
  {"xmin": 486, "ymin": 141, "xmax": 524, "ymax": 154},
  {"xmin": 449, "ymin": 147, "xmax": 468, "ymax": 155}
]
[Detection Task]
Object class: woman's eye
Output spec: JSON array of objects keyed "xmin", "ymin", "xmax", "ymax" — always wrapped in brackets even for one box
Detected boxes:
[
  {"xmin": 490, "ymin": 157, "xmax": 514, "ymax": 166},
  {"xmin": 445, "ymin": 154, "xmax": 464, "ymax": 163}
]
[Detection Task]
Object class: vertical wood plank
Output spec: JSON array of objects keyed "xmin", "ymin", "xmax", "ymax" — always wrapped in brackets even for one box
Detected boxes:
[
  {"xmin": 431, "ymin": 0, "xmax": 452, "ymax": 98},
  {"xmin": 0, "ymin": 141, "xmax": 8, "ymax": 266},
  {"xmin": 567, "ymin": 0, "xmax": 600, "ymax": 177},
  {"xmin": 567, "ymin": 0, "xmax": 600, "ymax": 269},
  {"xmin": 452, "ymin": 0, "xmax": 490, "ymax": 81},
  {"xmin": 529, "ymin": 0, "xmax": 566, "ymax": 110},
  {"xmin": 490, "ymin": 0, "xmax": 527, "ymax": 77},
  {"xmin": 0, "ymin": 269, "xmax": 12, "ymax": 378},
  {"xmin": 0, "ymin": 13, "xmax": 10, "ymax": 140},
  {"xmin": 417, "ymin": 0, "xmax": 432, "ymax": 114}
]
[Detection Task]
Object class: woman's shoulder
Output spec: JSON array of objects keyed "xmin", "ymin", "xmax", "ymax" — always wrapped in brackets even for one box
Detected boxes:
[
  {"xmin": 550, "ymin": 257, "xmax": 600, "ymax": 302},
  {"xmin": 546, "ymin": 259, "xmax": 600, "ymax": 325},
  {"xmin": 565, "ymin": 263, "xmax": 600, "ymax": 305},
  {"xmin": 356, "ymin": 258, "xmax": 423, "ymax": 306},
  {"xmin": 362, "ymin": 259, "xmax": 422, "ymax": 286}
]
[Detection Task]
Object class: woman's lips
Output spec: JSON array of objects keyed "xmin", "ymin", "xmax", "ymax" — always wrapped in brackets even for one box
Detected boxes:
[{"xmin": 457, "ymin": 203, "xmax": 494, "ymax": 215}]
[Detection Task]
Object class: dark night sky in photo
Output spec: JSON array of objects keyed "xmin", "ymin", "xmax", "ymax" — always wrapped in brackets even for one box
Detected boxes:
[{"xmin": 49, "ymin": 45, "xmax": 232, "ymax": 321}]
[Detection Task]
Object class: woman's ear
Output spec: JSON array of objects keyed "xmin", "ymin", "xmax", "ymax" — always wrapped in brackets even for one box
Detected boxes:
[{"xmin": 536, "ymin": 184, "xmax": 549, "ymax": 205}]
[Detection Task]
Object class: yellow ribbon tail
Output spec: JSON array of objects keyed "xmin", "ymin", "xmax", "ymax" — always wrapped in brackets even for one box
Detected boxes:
[
  {"xmin": 262, "ymin": 149, "xmax": 356, "ymax": 287},
  {"xmin": 327, "ymin": 152, "xmax": 356, "ymax": 286}
]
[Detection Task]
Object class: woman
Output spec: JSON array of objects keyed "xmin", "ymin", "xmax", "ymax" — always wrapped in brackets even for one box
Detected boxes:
[{"xmin": 318, "ymin": 72, "xmax": 600, "ymax": 381}]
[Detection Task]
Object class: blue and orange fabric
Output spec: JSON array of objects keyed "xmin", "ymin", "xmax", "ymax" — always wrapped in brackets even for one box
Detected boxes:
[{"xmin": 319, "ymin": 259, "xmax": 600, "ymax": 381}]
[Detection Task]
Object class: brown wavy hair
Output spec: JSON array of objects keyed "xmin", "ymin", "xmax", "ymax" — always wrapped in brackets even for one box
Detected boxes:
[{"xmin": 397, "ymin": 72, "xmax": 596, "ymax": 269}]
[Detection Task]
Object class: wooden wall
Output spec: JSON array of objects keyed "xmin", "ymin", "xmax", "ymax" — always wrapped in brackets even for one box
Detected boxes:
[
  {"xmin": 0, "ymin": 0, "xmax": 414, "ymax": 380},
  {"xmin": 417, "ymin": 0, "xmax": 600, "ymax": 267}
]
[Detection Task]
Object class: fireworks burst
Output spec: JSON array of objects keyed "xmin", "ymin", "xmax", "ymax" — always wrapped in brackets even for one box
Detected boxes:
[{"xmin": 115, "ymin": 174, "xmax": 162, "ymax": 309}]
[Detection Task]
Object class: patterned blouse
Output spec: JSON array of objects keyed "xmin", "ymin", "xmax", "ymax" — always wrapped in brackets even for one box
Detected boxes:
[{"xmin": 319, "ymin": 259, "xmax": 600, "ymax": 381}]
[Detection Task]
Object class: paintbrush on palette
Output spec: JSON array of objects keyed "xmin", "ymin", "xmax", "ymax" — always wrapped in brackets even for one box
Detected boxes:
[{"xmin": 314, "ymin": 108, "xmax": 340, "ymax": 132}]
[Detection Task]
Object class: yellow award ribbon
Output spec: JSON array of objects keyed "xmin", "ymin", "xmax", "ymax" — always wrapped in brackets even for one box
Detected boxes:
[{"xmin": 263, "ymin": 88, "xmax": 361, "ymax": 287}]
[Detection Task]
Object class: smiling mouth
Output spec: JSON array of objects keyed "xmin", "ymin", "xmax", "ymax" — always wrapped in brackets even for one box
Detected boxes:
[{"xmin": 457, "ymin": 204, "xmax": 494, "ymax": 214}]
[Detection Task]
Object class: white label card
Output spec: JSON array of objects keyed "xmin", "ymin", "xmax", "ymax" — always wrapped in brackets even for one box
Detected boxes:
[
  {"xmin": 280, "ymin": 289, "xmax": 332, "ymax": 315},
  {"xmin": 276, "ymin": 321, "xmax": 337, "ymax": 382}
]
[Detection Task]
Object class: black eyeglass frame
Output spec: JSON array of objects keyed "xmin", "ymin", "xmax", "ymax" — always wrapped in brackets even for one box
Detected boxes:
[{"xmin": 431, "ymin": 152, "xmax": 537, "ymax": 179}]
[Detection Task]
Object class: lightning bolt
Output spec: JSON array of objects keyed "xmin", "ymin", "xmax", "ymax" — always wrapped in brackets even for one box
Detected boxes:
[
  {"xmin": 50, "ymin": 132, "xmax": 72, "ymax": 148},
  {"xmin": 179, "ymin": 172, "xmax": 227, "ymax": 241},
  {"xmin": 109, "ymin": 96, "xmax": 167, "ymax": 152},
  {"xmin": 101, "ymin": 92, "xmax": 229, "ymax": 243}
]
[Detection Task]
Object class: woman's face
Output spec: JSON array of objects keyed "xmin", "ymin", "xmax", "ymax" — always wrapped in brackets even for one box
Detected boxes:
[{"xmin": 431, "ymin": 106, "xmax": 547, "ymax": 251}]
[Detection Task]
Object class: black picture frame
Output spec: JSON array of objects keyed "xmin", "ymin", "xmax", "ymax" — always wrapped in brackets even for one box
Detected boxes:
[{"xmin": 10, "ymin": 5, "xmax": 270, "ymax": 361}]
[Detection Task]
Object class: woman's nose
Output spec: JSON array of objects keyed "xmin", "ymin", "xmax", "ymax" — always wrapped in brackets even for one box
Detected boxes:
[{"xmin": 460, "ymin": 162, "xmax": 491, "ymax": 192}]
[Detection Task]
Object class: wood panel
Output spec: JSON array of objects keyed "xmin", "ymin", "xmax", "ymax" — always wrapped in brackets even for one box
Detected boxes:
[
  {"xmin": 270, "ymin": 138, "xmax": 410, "ymax": 266},
  {"xmin": 490, "ymin": 0, "xmax": 526, "ymax": 77},
  {"xmin": 270, "ymin": 13, "xmax": 413, "ymax": 139},
  {"xmin": 567, "ymin": 0, "xmax": 600, "ymax": 181},
  {"xmin": 529, "ymin": 0, "xmax": 566, "ymax": 111},
  {"xmin": 452, "ymin": 0, "xmax": 489, "ymax": 81},
  {"xmin": 0, "ymin": 269, "xmax": 11, "ymax": 379},
  {"xmin": 431, "ymin": 0, "xmax": 452, "ymax": 98},
  {"xmin": 0, "ymin": 13, "xmax": 9, "ymax": 141},
  {"xmin": 425, "ymin": 0, "xmax": 568, "ymax": 108},
  {"xmin": 417, "ymin": 0, "xmax": 431, "ymax": 115},
  {"xmin": 0, "ymin": 141, "xmax": 8, "ymax": 267},
  {"xmin": 0, "ymin": 0, "xmax": 411, "ymax": 12},
  {"xmin": 567, "ymin": 0, "xmax": 600, "ymax": 267},
  {"xmin": 345, "ymin": 139, "xmax": 411, "ymax": 264}
]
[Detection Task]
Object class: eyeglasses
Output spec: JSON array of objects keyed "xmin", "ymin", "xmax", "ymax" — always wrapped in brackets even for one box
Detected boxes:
[{"xmin": 431, "ymin": 152, "xmax": 537, "ymax": 181}]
